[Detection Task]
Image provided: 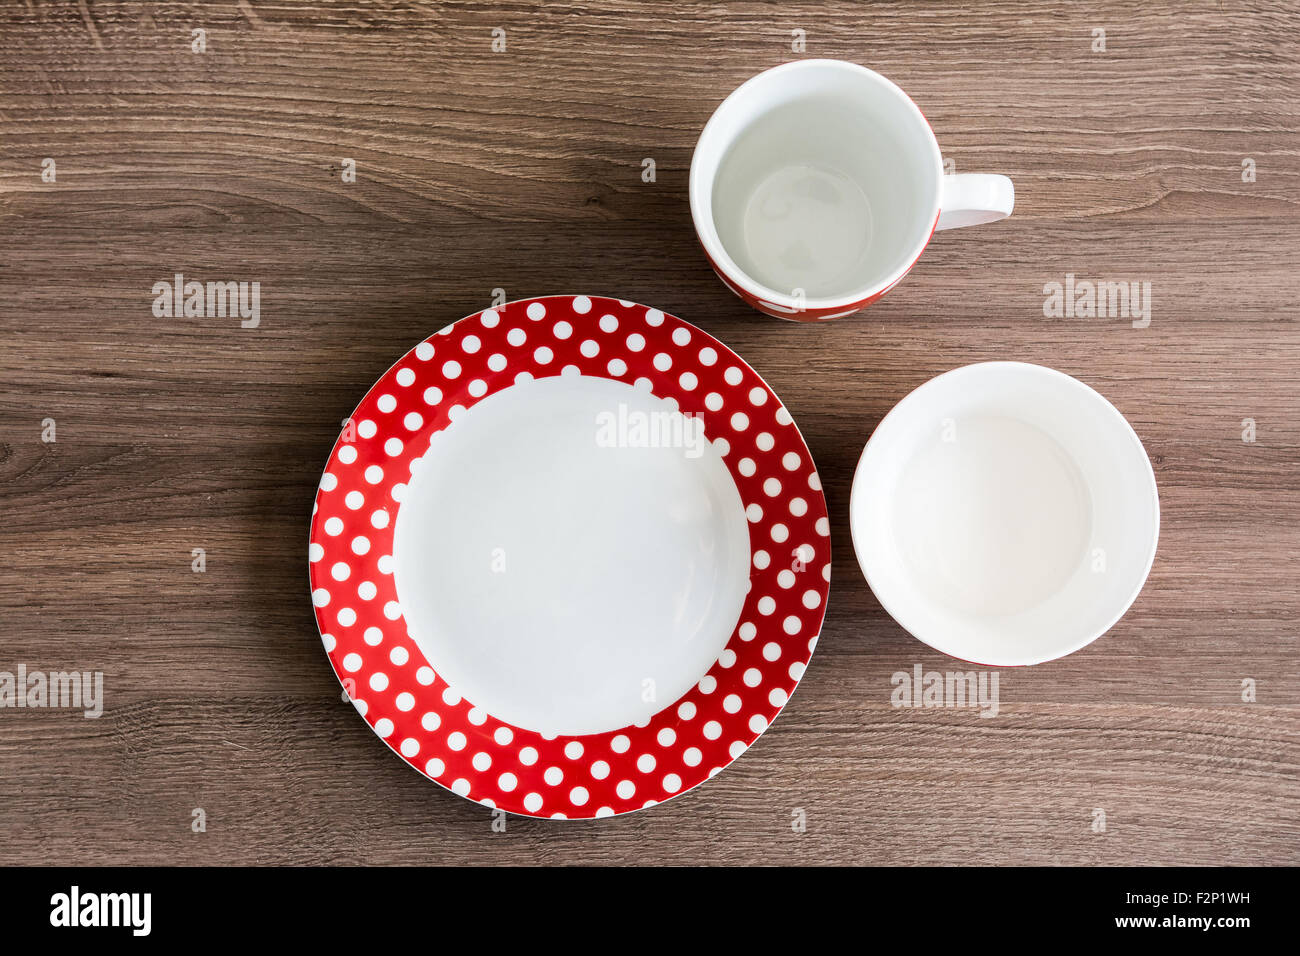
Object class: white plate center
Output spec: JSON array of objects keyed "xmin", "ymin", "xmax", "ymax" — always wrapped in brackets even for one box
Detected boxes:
[{"xmin": 392, "ymin": 374, "xmax": 751, "ymax": 738}]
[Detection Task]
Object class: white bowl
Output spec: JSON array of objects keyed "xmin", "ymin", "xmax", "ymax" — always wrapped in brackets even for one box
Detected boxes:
[{"xmin": 850, "ymin": 362, "xmax": 1159, "ymax": 666}]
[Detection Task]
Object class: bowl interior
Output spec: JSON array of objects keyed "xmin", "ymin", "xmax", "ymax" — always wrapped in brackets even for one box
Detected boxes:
[{"xmin": 850, "ymin": 362, "xmax": 1159, "ymax": 666}]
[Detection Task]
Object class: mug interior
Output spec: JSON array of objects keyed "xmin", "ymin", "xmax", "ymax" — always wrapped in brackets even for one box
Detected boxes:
[
  {"xmin": 850, "ymin": 363, "xmax": 1160, "ymax": 666},
  {"xmin": 692, "ymin": 60, "xmax": 942, "ymax": 309}
]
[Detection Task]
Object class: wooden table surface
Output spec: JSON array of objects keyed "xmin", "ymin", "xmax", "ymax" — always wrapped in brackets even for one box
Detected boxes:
[{"xmin": 1, "ymin": 1, "xmax": 1297, "ymax": 866}]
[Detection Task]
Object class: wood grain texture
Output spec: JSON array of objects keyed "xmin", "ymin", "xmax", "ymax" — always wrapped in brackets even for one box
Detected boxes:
[{"xmin": 1, "ymin": 0, "xmax": 1297, "ymax": 865}]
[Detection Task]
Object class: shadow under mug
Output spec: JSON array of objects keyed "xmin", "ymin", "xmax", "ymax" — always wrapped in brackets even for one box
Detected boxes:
[{"xmin": 690, "ymin": 59, "xmax": 1015, "ymax": 321}]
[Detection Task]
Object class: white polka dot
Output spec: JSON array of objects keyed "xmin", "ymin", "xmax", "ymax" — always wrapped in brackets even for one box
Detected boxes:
[
  {"xmin": 370, "ymin": 510, "xmax": 390, "ymax": 529},
  {"xmin": 611, "ymin": 735, "xmax": 631, "ymax": 753},
  {"xmin": 626, "ymin": 333, "xmax": 645, "ymax": 352},
  {"xmin": 757, "ymin": 595, "xmax": 776, "ymax": 615},
  {"xmin": 590, "ymin": 760, "xmax": 610, "ymax": 779},
  {"xmin": 451, "ymin": 778, "xmax": 470, "ymax": 796},
  {"xmin": 743, "ymin": 667, "xmax": 761, "ymax": 687},
  {"xmin": 679, "ymin": 371, "xmax": 698, "ymax": 390},
  {"xmin": 468, "ymin": 379, "xmax": 487, "ymax": 398},
  {"xmin": 395, "ymin": 367, "xmax": 415, "ymax": 387},
  {"xmin": 657, "ymin": 728, "xmax": 677, "ymax": 746},
  {"xmin": 616, "ymin": 779, "xmax": 636, "ymax": 799},
  {"xmin": 569, "ymin": 786, "xmax": 589, "ymax": 806},
  {"xmin": 662, "ymin": 773, "xmax": 682, "ymax": 793},
  {"xmin": 739, "ymin": 621, "xmax": 757, "ymax": 640},
  {"xmin": 703, "ymin": 720, "xmax": 722, "ymax": 740},
  {"xmin": 607, "ymin": 359, "xmax": 627, "ymax": 376},
  {"xmin": 724, "ymin": 367, "xmax": 743, "ymax": 386},
  {"xmin": 564, "ymin": 741, "xmax": 584, "ymax": 759},
  {"xmin": 377, "ymin": 394, "xmax": 396, "ymax": 413},
  {"xmin": 572, "ymin": 295, "xmax": 592, "ymax": 313},
  {"xmin": 442, "ymin": 360, "xmax": 462, "ymax": 379},
  {"xmin": 723, "ymin": 694, "xmax": 741, "ymax": 713},
  {"xmin": 677, "ymin": 701, "xmax": 697, "ymax": 720},
  {"xmin": 764, "ymin": 477, "xmax": 782, "ymax": 496},
  {"xmin": 771, "ymin": 523, "xmax": 790, "ymax": 543},
  {"xmin": 526, "ymin": 302, "xmax": 546, "ymax": 320},
  {"xmin": 698, "ymin": 675, "xmax": 717, "ymax": 694},
  {"xmin": 653, "ymin": 352, "xmax": 671, "ymax": 371},
  {"xmin": 739, "ymin": 458, "xmax": 757, "ymax": 477},
  {"xmin": 746, "ymin": 503, "xmax": 763, "ymax": 522},
  {"xmin": 507, "ymin": 327, "xmax": 526, "ymax": 347},
  {"xmin": 731, "ymin": 412, "xmax": 749, "ymax": 431},
  {"xmin": 364, "ymin": 465, "xmax": 383, "ymax": 484},
  {"xmin": 544, "ymin": 766, "xmax": 563, "ymax": 785},
  {"xmin": 704, "ymin": 392, "xmax": 723, "ymax": 411},
  {"xmin": 645, "ymin": 309, "xmax": 665, "ymax": 326},
  {"xmin": 312, "ymin": 588, "xmax": 331, "ymax": 607},
  {"xmin": 518, "ymin": 746, "xmax": 539, "ymax": 765},
  {"xmin": 447, "ymin": 731, "xmax": 467, "ymax": 751},
  {"xmin": 416, "ymin": 666, "xmax": 435, "ymax": 685},
  {"xmin": 425, "ymin": 757, "xmax": 445, "ymax": 777},
  {"xmin": 749, "ymin": 387, "xmax": 768, "ymax": 406},
  {"xmin": 401, "ymin": 412, "xmax": 421, "ymax": 431},
  {"xmin": 523, "ymin": 792, "xmax": 543, "ymax": 812},
  {"xmin": 352, "ymin": 535, "xmax": 371, "ymax": 555},
  {"xmin": 749, "ymin": 714, "xmax": 768, "ymax": 734},
  {"xmin": 459, "ymin": 334, "xmax": 480, "ymax": 354},
  {"xmin": 636, "ymin": 753, "xmax": 656, "ymax": 773},
  {"xmin": 399, "ymin": 737, "xmax": 419, "ymax": 757},
  {"xmin": 487, "ymin": 353, "xmax": 507, "ymax": 372},
  {"xmin": 816, "ymin": 517, "xmax": 830, "ymax": 536},
  {"xmin": 755, "ymin": 432, "xmax": 775, "ymax": 452},
  {"xmin": 481, "ymin": 309, "xmax": 500, "ymax": 328},
  {"xmin": 414, "ymin": 342, "xmax": 434, "ymax": 361},
  {"xmin": 324, "ymin": 516, "xmax": 343, "ymax": 537},
  {"xmin": 374, "ymin": 718, "xmax": 393, "ymax": 737},
  {"xmin": 683, "ymin": 747, "xmax": 702, "ymax": 766},
  {"xmin": 599, "ymin": 314, "xmax": 618, "ymax": 333},
  {"xmin": 671, "ymin": 327, "xmax": 691, "ymax": 346},
  {"xmin": 498, "ymin": 772, "xmax": 518, "ymax": 792}
]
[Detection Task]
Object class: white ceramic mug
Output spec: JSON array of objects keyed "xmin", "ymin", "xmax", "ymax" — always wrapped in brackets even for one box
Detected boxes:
[{"xmin": 690, "ymin": 59, "xmax": 1015, "ymax": 321}]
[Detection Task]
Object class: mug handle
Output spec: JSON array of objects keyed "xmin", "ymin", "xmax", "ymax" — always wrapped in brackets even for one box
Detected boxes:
[{"xmin": 936, "ymin": 174, "xmax": 1015, "ymax": 231}]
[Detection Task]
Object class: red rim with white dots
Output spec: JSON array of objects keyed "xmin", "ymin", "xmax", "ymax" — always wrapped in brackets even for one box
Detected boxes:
[{"xmin": 308, "ymin": 296, "xmax": 831, "ymax": 818}]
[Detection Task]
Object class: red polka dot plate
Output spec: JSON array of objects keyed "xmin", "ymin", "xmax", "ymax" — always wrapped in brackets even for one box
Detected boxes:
[{"xmin": 308, "ymin": 296, "xmax": 830, "ymax": 818}]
